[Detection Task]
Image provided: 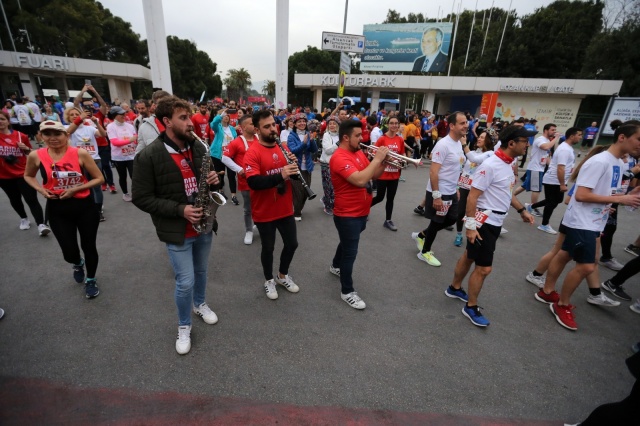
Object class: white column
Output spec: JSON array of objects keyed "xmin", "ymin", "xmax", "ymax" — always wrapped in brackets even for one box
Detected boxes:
[
  {"xmin": 18, "ymin": 72, "xmax": 35, "ymax": 99},
  {"xmin": 142, "ymin": 0, "xmax": 172, "ymax": 93},
  {"xmin": 313, "ymin": 89, "xmax": 322, "ymax": 112},
  {"xmin": 275, "ymin": 0, "xmax": 289, "ymax": 110},
  {"xmin": 370, "ymin": 90, "xmax": 380, "ymax": 112},
  {"xmin": 107, "ymin": 78, "xmax": 134, "ymax": 104},
  {"xmin": 422, "ymin": 92, "xmax": 436, "ymax": 113}
]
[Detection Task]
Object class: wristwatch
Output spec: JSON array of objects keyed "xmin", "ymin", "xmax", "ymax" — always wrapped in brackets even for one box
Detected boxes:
[
  {"xmin": 517, "ymin": 207, "xmax": 525, "ymax": 214},
  {"xmin": 432, "ymin": 190, "xmax": 442, "ymax": 199}
]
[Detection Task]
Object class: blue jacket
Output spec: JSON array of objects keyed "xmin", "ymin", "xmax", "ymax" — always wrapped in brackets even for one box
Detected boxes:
[
  {"xmin": 209, "ymin": 114, "xmax": 237, "ymax": 159},
  {"xmin": 287, "ymin": 130, "xmax": 318, "ymax": 172}
]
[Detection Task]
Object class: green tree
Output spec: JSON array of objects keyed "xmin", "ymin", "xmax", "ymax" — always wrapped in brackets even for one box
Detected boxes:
[
  {"xmin": 166, "ymin": 36, "xmax": 222, "ymax": 100},
  {"xmin": 288, "ymin": 46, "xmax": 341, "ymax": 105},
  {"xmin": 262, "ymin": 80, "xmax": 276, "ymax": 97},
  {"xmin": 224, "ymin": 68, "xmax": 252, "ymax": 101}
]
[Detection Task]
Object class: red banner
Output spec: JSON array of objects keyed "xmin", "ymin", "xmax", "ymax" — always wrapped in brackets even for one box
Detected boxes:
[
  {"xmin": 479, "ymin": 93, "xmax": 499, "ymax": 122},
  {"xmin": 247, "ymin": 96, "xmax": 267, "ymax": 103}
]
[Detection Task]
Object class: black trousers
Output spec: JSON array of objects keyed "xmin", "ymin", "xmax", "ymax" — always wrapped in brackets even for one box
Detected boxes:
[
  {"xmin": 580, "ymin": 380, "xmax": 639, "ymax": 426},
  {"xmin": 255, "ymin": 215, "xmax": 298, "ymax": 280},
  {"xmin": 456, "ymin": 187, "xmax": 470, "ymax": 233},
  {"xmin": 371, "ymin": 178, "xmax": 399, "ymax": 221},
  {"xmin": 113, "ymin": 160, "xmax": 133, "ymax": 194},
  {"xmin": 0, "ymin": 177, "xmax": 45, "ymax": 224},
  {"xmin": 531, "ymin": 184, "xmax": 564, "ymax": 226},
  {"xmin": 48, "ymin": 197, "xmax": 100, "ymax": 279},
  {"xmin": 610, "ymin": 255, "xmax": 640, "ymax": 287}
]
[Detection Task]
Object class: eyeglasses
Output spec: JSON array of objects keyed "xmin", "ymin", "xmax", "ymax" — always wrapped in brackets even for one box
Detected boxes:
[{"xmin": 513, "ymin": 138, "xmax": 529, "ymax": 143}]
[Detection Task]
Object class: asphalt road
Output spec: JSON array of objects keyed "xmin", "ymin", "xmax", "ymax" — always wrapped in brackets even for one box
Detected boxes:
[{"xmin": 1, "ymin": 159, "xmax": 638, "ymax": 424}]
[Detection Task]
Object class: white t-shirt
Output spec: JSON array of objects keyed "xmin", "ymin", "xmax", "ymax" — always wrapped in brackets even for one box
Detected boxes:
[
  {"xmin": 26, "ymin": 102, "xmax": 42, "ymax": 122},
  {"xmin": 562, "ymin": 151, "xmax": 624, "ymax": 232},
  {"xmin": 543, "ymin": 142, "xmax": 575, "ymax": 185},
  {"xmin": 370, "ymin": 127, "xmax": 383, "ymax": 144},
  {"xmin": 107, "ymin": 121, "xmax": 137, "ymax": 161},
  {"xmin": 458, "ymin": 149, "xmax": 493, "ymax": 190},
  {"xmin": 471, "ymin": 153, "xmax": 517, "ymax": 227},
  {"xmin": 527, "ymin": 136, "xmax": 550, "ymax": 172},
  {"xmin": 69, "ymin": 122, "xmax": 100, "ymax": 160},
  {"xmin": 280, "ymin": 129, "xmax": 290, "ymax": 143},
  {"xmin": 12, "ymin": 105, "xmax": 32, "ymax": 126},
  {"xmin": 427, "ymin": 135, "xmax": 465, "ymax": 195}
]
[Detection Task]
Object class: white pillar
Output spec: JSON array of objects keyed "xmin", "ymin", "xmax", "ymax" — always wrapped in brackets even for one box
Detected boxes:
[
  {"xmin": 275, "ymin": 0, "xmax": 289, "ymax": 110},
  {"xmin": 370, "ymin": 90, "xmax": 380, "ymax": 112},
  {"xmin": 107, "ymin": 78, "xmax": 134, "ymax": 103},
  {"xmin": 142, "ymin": 0, "xmax": 172, "ymax": 93},
  {"xmin": 18, "ymin": 72, "xmax": 35, "ymax": 99},
  {"xmin": 313, "ymin": 89, "xmax": 322, "ymax": 112},
  {"xmin": 422, "ymin": 92, "xmax": 436, "ymax": 113}
]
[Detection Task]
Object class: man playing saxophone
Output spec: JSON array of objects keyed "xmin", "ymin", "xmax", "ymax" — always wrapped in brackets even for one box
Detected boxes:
[{"xmin": 132, "ymin": 96, "xmax": 220, "ymax": 356}]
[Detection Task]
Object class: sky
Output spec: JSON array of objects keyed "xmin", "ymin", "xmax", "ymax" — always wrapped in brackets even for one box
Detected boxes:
[{"xmin": 99, "ymin": 0, "xmax": 555, "ymax": 91}]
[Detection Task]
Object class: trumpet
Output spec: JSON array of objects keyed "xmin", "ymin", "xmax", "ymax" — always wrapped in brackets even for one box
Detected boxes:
[{"xmin": 359, "ymin": 143, "xmax": 421, "ymax": 169}]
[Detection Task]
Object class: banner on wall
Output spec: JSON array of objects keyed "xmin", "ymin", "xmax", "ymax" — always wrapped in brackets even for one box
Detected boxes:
[
  {"xmin": 479, "ymin": 93, "xmax": 499, "ymax": 122},
  {"xmin": 361, "ymin": 23, "xmax": 453, "ymax": 72},
  {"xmin": 492, "ymin": 94, "xmax": 581, "ymax": 134},
  {"xmin": 600, "ymin": 98, "xmax": 640, "ymax": 135}
]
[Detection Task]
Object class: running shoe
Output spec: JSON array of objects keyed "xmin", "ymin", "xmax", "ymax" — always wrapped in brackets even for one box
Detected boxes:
[
  {"xmin": 193, "ymin": 302, "xmax": 218, "ymax": 324},
  {"xmin": 462, "ymin": 305, "xmax": 490, "ymax": 327},
  {"xmin": 417, "ymin": 251, "xmax": 441, "ymax": 267},
  {"xmin": 631, "ymin": 300, "xmax": 640, "ymax": 314},
  {"xmin": 632, "ymin": 342, "xmax": 640, "ymax": 353},
  {"xmin": 0, "ymin": 308, "xmax": 4, "ymax": 320},
  {"xmin": 294, "ymin": 216, "xmax": 302, "ymax": 222},
  {"xmin": 399, "ymin": 176, "xmax": 406, "ymax": 182},
  {"xmin": 341, "ymin": 292, "xmax": 366, "ymax": 310},
  {"xmin": 550, "ymin": 303, "xmax": 577, "ymax": 331},
  {"xmin": 411, "ymin": 232, "xmax": 424, "ymax": 251},
  {"xmin": 38, "ymin": 224, "xmax": 51, "ymax": 236},
  {"xmin": 274, "ymin": 274, "xmax": 299, "ymax": 293},
  {"xmin": 454, "ymin": 233, "xmax": 463, "ymax": 247},
  {"xmin": 19, "ymin": 218, "xmax": 30, "ymax": 230},
  {"xmin": 231, "ymin": 196, "xmax": 239, "ymax": 205},
  {"xmin": 383, "ymin": 220, "xmax": 397, "ymax": 231},
  {"xmin": 526, "ymin": 272, "xmax": 545, "ymax": 289},
  {"xmin": 535, "ymin": 289, "xmax": 559, "ymax": 304},
  {"xmin": 586, "ymin": 293, "xmax": 620, "ymax": 307},
  {"xmin": 264, "ymin": 279, "xmax": 278, "ymax": 300},
  {"xmin": 176, "ymin": 325, "xmax": 191, "ymax": 355},
  {"xmin": 500, "ymin": 227, "xmax": 508, "ymax": 234},
  {"xmin": 537, "ymin": 224, "xmax": 558, "ymax": 235},
  {"xmin": 244, "ymin": 231, "xmax": 253, "ymax": 245},
  {"xmin": 101, "ymin": 183, "xmax": 107, "ymax": 191},
  {"xmin": 445, "ymin": 226, "xmax": 454, "ymax": 231},
  {"xmin": 525, "ymin": 203, "xmax": 533, "ymax": 215},
  {"xmin": 122, "ymin": 193, "xmax": 132, "ymax": 202},
  {"xmin": 598, "ymin": 258, "xmax": 624, "ymax": 271},
  {"xmin": 329, "ymin": 265, "xmax": 341, "ymax": 277},
  {"xmin": 73, "ymin": 259, "xmax": 85, "ymax": 283},
  {"xmin": 414, "ymin": 205, "xmax": 425, "ymax": 215},
  {"xmin": 624, "ymin": 244, "xmax": 640, "ymax": 257},
  {"xmin": 109, "ymin": 185, "xmax": 117, "ymax": 193},
  {"xmin": 84, "ymin": 279, "xmax": 100, "ymax": 299},
  {"xmin": 602, "ymin": 280, "xmax": 632, "ymax": 301},
  {"xmin": 323, "ymin": 208, "xmax": 333, "ymax": 216},
  {"xmin": 99, "ymin": 212, "xmax": 106, "ymax": 222},
  {"xmin": 445, "ymin": 286, "xmax": 468, "ymax": 302}
]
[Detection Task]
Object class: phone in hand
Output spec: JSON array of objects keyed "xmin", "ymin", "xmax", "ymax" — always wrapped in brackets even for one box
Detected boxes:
[{"xmin": 85, "ymin": 79, "xmax": 91, "ymax": 86}]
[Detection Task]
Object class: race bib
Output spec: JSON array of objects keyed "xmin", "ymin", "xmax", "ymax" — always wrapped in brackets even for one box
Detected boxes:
[
  {"xmin": 586, "ymin": 135, "xmax": 594, "ymax": 140},
  {"xmin": 384, "ymin": 165, "xmax": 399, "ymax": 173},
  {"xmin": 458, "ymin": 173, "xmax": 472, "ymax": 190},
  {"xmin": 540, "ymin": 155, "xmax": 548, "ymax": 165},
  {"xmin": 435, "ymin": 199, "xmax": 452, "ymax": 216},
  {"xmin": 121, "ymin": 144, "xmax": 136, "ymax": 156},
  {"xmin": 474, "ymin": 209, "xmax": 491, "ymax": 228}
]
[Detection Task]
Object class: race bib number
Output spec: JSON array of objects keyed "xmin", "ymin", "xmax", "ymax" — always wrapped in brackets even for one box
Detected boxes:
[
  {"xmin": 474, "ymin": 209, "xmax": 491, "ymax": 228},
  {"xmin": 121, "ymin": 144, "xmax": 136, "ymax": 156},
  {"xmin": 458, "ymin": 173, "xmax": 472, "ymax": 190},
  {"xmin": 435, "ymin": 199, "xmax": 452, "ymax": 216},
  {"xmin": 540, "ymin": 155, "xmax": 548, "ymax": 165},
  {"xmin": 384, "ymin": 165, "xmax": 399, "ymax": 173},
  {"xmin": 586, "ymin": 135, "xmax": 594, "ymax": 139},
  {"xmin": 52, "ymin": 171, "xmax": 83, "ymax": 191}
]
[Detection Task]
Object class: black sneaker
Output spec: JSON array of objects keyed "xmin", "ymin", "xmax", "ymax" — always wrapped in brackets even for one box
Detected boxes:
[
  {"xmin": 413, "ymin": 205, "xmax": 425, "ymax": 215},
  {"xmin": 602, "ymin": 280, "xmax": 632, "ymax": 301},
  {"xmin": 231, "ymin": 196, "xmax": 239, "ymax": 206},
  {"xmin": 625, "ymin": 244, "xmax": 640, "ymax": 257},
  {"xmin": 85, "ymin": 279, "xmax": 100, "ymax": 299},
  {"xmin": 99, "ymin": 211, "xmax": 106, "ymax": 222},
  {"xmin": 73, "ymin": 259, "xmax": 85, "ymax": 283}
]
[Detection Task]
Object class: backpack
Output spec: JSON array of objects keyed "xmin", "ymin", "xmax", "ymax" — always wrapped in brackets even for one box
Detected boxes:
[{"xmin": 16, "ymin": 106, "xmax": 31, "ymax": 126}]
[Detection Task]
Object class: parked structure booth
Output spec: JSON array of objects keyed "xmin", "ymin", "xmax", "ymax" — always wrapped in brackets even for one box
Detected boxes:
[
  {"xmin": 0, "ymin": 50, "xmax": 151, "ymax": 102},
  {"xmin": 294, "ymin": 74, "xmax": 623, "ymax": 133}
]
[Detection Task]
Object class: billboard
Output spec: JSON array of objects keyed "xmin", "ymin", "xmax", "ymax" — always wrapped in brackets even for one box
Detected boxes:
[
  {"xmin": 361, "ymin": 23, "xmax": 453, "ymax": 72},
  {"xmin": 601, "ymin": 98, "xmax": 640, "ymax": 135}
]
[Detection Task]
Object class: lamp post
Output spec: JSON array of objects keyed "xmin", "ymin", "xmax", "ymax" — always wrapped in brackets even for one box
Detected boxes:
[{"xmin": 18, "ymin": 29, "xmax": 34, "ymax": 53}]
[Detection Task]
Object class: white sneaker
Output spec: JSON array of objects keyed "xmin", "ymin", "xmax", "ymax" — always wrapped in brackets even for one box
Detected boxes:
[
  {"xmin": 411, "ymin": 232, "xmax": 424, "ymax": 251},
  {"xmin": 264, "ymin": 279, "xmax": 278, "ymax": 300},
  {"xmin": 329, "ymin": 265, "xmax": 341, "ymax": 276},
  {"xmin": 294, "ymin": 216, "xmax": 302, "ymax": 222},
  {"xmin": 587, "ymin": 293, "xmax": 620, "ymax": 307},
  {"xmin": 176, "ymin": 325, "xmax": 191, "ymax": 355},
  {"xmin": 525, "ymin": 272, "xmax": 545, "ymax": 289},
  {"xmin": 341, "ymin": 292, "xmax": 366, "ymax": 309},
  {"xmin": 598, "ymin": 258, "xmax": 624, "ymax": 271},
  {"xmin": 122, "ymin": 193, "xmax": 132, "ymax": 202},
  {"xmin": 630, "ymin": 300, "xmax": 640, "ymax": 314},
  {"xmin": 244, "ymin": 231, "xmax": 254, "ymax": 245},
  {"xmin": 19, "ymin": 218, "xmax": 31, "ymax": 230},
  {"xmin": 274, "ymin": 274, "xmax": 300, "ymax": 293},
  {"xmin": 537, "ymin": 224, "xmax": 558, "ymax": 235},
  {"xmin": 193, "ymin": 302, "xmax": 218, "ymax": 324},
  {"xmin": 0, "ymin": 308, "xmax": 4, "ymax": 319},
  {"xmin": 38, "ymin": 224, "xmax": 51, "ymax": 236},
  {"xmin": 500, "ymin": 227, "xmax": 508, "ymax": 234}
]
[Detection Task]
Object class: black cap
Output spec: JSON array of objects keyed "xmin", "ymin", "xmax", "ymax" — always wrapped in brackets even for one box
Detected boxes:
[{"xmin": 499, "ymin": 124, "xmax": 538, "ymax": 143}]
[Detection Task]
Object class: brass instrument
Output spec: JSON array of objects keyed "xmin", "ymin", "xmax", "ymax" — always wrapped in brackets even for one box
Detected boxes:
[
  {"xmin": 359, "ymin": 143, "xmax": 421, "ymax": 169},
  {"xmin": 190, "ymin": 131, "xmax": 226, "ymax": 234}
]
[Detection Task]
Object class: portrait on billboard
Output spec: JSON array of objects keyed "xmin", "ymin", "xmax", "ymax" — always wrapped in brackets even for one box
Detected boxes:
[{"xmin": 411, "ymin": 28, "xmax": 448, "ymax": 73}]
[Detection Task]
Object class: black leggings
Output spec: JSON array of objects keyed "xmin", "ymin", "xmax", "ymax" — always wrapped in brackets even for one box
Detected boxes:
[
  {"xmin": 610, "ymin": 255, "xmax": 640, "ymax": 287},
  {"xmin": 531, "ymin": 184, "xmax": 564, "ymax": 226},
  {"xmin": 456, "ymin": 188, "xmax": 470, "ymax": 233},
  {"xmin": 601, "ymin": 204, "xmax": 619, "ymax": 260},
  {"xmin": 580, "ymin": 380, "xmax": 639, "ymax": 425},
  {"xmin": 47, "ymin": 197, "xmax": 100, "ymax": 279},
  {"xmin": 211, "ymin": 157, "xmax": 237, "ymax": 193},
  {"xmin": 0, "ymin": 177, "xmax": 45, "ymax": 224},
  {"xmin": 113, "ymin": 160, "xmax": 133, "ymax": 194},
  {"xmin": 255, "ymin": 215, "xmax": 298, "ymax": 280},
  {"xmin": 371, "ymin": 179, "xmax": 399, "ymax": 221}
]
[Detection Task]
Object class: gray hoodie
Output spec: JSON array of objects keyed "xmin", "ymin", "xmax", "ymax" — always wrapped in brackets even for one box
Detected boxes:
[{"xmin": 135, "ymin": 116, "xmax": 161, "ymax": 155}]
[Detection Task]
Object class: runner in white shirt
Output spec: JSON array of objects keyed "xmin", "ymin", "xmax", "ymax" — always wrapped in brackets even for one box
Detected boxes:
[
  {"xmin": 411, "ymin": 112, "xmax": 467, "ymax": 267},
  {"xmin": 513, "ymin": 123, "xmax": 561, "ymax": 215},
  {"xmin": 528, "ymin": 127, "xmax": 581, "ymax": 234},
  {"xmin": 536, "ymin": 121, "xmax": 640, "ymax": 331},
  {"xmin": 106, "ymin": 106, "xmax": 137, "ymax": 202},
  {"xmin": 446, "ymin": 125, "xmax": 535, "ymax": 327}
]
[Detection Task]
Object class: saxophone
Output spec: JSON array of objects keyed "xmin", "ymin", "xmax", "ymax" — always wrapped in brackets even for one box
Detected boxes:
[{"xmin": 190, "ymin": 131, "xmax": 226, "ymax": 234}]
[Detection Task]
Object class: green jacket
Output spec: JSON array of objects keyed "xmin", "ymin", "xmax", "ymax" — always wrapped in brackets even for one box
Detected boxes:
[{"xmin": 132, "ymin": 133, "xmax": 209, "ymax": 245}]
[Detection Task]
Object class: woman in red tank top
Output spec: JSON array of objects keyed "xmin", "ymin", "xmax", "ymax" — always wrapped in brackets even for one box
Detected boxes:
[{"xmin": 24, "ymin": 120, "xmax": 104, "ymax": 299}]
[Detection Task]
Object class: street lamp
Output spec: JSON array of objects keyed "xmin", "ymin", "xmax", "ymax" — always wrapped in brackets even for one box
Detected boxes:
[{"xmin": 18, "ymin": 28, "xmax": 34, "ymax": 53}]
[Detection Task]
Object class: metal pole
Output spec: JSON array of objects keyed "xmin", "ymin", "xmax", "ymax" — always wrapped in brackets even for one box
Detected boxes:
[
  {"xmin": 1, "ymin": 0, "xmax": 16, "ymax": 51},
  {"xmin": 436, "ymin": 6, "xmax": 440, "ymax": 22},
  {"xmin": 496, "ymin": 0, "xmax": 512, "ymax": 63},
  {"xmin": 464, "ymin": 0, "xmax": 478, "ymax": 69},
  {"xmin": 448, "ymin": 2, "xmax": 461, "ymax": 76},
  {"xmin": 343, "ymin": 0, "xmax": 348, "ymax": 33},
  {"xmin": 481, "ymin": 0, "xmax": 494, "ymax": 57}
]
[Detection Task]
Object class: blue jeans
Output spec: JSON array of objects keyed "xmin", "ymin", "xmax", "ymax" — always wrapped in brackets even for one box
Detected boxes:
[
  {"xmin": 332, "ymin": 215, "xmax": 367, "ymax": 294},
  {"xmin": 166, "ymin": 232, "xmax": 213, "ymax": 326}
]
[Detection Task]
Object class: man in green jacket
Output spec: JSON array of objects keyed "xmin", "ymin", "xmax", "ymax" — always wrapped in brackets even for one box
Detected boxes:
[{"xmin": 132, "ymin": 96, "xmax": 220, "ymax": 355}]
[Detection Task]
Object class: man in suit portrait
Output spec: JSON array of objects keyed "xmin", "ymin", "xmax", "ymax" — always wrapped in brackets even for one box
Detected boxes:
[{"xmin": 412, "ymin": 28, "xmax": 448, "ymax": 73}]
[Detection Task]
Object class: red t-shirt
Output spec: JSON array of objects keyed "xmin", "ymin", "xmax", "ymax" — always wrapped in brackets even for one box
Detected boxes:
[
  {"xmin": 0, "ymin": 131, "xmax": 31, "ymax": 179},
  {"xmin": 37, "ymin": 146, "xmax": 90, "ymax": 198},
  {"xmin": 375, "ymin": 134, "xmax": 405, "ymax": 180},
  {"xmin": 168, "ymin": 147, "xmax": 198, "ymax": 238},
  {"xmin": 124, "ymin": 111, "xmax": 137, "ymax": 124},
  {"xmin": 223, "ymin": 135, "xmax": 256, "ymax": 191},
  {"xmin": 93, "ymin": 111, "xmax": 108, "ymax": 147},
  {"xmin": 360, "ymin": 118, "xmax": 370, "ymax": 143},
  {"xmin": 191, "ymin": 112, "xmax": 210, "ymax": 141},
  {"xmin": 330, "ymin": 148, "xmax": 372, "ymax": 217},
  {"xmin": 244, "ymin": 142, "xmax": 293, "ymax": 222}
]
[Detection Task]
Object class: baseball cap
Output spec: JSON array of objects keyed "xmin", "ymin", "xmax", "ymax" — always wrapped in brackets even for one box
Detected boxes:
[
  {"xmin": 110, "ymin": 106, "xmax": 126, "ymax": 115},
  {"xmin": 499, "ymin": 124, "xmax": 537, "ymax": 142},
  {"xmin": 40, "ymin": 120, "xmax": 68, "ymax": 133}
]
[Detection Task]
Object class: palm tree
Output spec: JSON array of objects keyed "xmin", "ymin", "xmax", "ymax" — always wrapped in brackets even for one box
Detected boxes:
[
  {"xmin": 262, "ymin": 80, "xmax": 276, "ymax": 97},
  {"xmin": 223, "ymin": 68, "xmax": 252, "ymax": 101}
]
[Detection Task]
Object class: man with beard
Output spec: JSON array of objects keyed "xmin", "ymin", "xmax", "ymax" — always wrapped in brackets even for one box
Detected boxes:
[
  {"xmin": 191, "ymin": 102, "xmax": 211, "ymax": 144},
  {"xmin": 132, "ymin": 96, "xmax": 221, "ymax": 355},
  {"xmin": 133, "ymin": 99, "xmax": 151, "ymax": 133},
  {"xmin": 244, "ymin": 110, "xmax": 301, "ymax": 301}
]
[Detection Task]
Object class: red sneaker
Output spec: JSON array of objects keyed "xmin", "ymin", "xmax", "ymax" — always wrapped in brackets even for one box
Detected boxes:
[
  {"xmin": 550, "ymin": 303, "xmax": 577, "ymax": 331},
  {"xmin": 534, "ymin": 290, "xmax": 560, "ymax": 304},
  {"xmin": 109, "ymin": 185, "xmax": 117, "ymax": 194},
  {"xmin": 101, "ymin": 183, "xmax": 107, "ymax": 191}
]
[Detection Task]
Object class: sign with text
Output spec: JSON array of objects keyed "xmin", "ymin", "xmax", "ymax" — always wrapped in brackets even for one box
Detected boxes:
[
  {"xmin": 340, "ymin": 52, "xmax": 351, "ymax": 73},
  {"xmin": 361, "ymin": 23, "xmax": 452, "ymax": 72},
  {"xmin": 479, "ymin": 93, "xmax": 499, "ymax": 122},
  {"xmin": 321, "ymin": 32, "xmax": 365, "ymax": 53},
  {"xmin": 601, "ymin": 98, "xmax": 640, "ymax": 135},
  {"xmin": 493, "ymin": 94, "xmax": 581, "ymax": 135}
]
